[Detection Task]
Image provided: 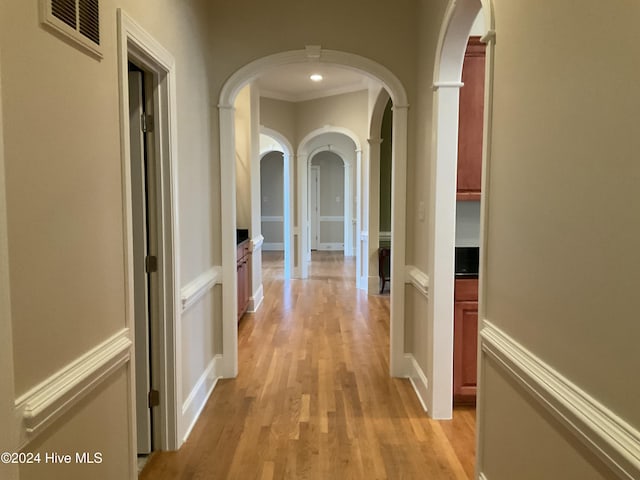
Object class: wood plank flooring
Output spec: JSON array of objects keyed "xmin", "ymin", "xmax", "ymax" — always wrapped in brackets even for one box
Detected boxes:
[{"xmin": 140, "ymin": 251, "xmax": 476, "ymax": 479}]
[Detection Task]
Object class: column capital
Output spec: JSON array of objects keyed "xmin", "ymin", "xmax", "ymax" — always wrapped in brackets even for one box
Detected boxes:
[{"xmin": 368, "ymin": 138, "xmax": 383, "ymax": 146}]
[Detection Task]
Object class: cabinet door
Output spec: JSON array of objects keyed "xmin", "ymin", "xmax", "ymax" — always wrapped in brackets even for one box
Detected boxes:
[
  {"xmin": 237, "ymin": 260, "xmax": 244, "ymax": 321},
  {"xmin": 453, "ymin": 300, "xmax": 478, "ymax": 403},
  {"xmin": 457, "ymin": 37, "xmax": 486, "ymax": 201}
]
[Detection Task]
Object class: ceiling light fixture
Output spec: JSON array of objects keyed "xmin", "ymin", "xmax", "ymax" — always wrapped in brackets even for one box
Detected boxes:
[{"xmin": 310, "ymin": 74, "xmax": 323, "ymax": 82}]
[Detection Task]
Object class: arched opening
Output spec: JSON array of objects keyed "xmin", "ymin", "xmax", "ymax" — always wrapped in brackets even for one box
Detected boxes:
[
  {"xmin": 297, "ymin": 128, "xmax": 358, "ymax": 278},
  {"xmin": 429, "ymin": 0, "xmax": 494, "ymax": 419},
  {"xmin": 259, "ymin": 128, "xmax": 294, "ymax": 279},
  {"xmin": 218, "ymin": 47, "xmax": 409, "ymax": 379}
]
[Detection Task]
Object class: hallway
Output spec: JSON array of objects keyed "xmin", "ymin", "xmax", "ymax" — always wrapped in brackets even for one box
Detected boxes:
[{"xmin": 140, "ymin": 252, "xmax": 475, "ymax": 479}]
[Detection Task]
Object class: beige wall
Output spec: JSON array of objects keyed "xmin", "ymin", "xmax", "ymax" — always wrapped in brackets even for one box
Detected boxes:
[
  {"xmin": 0, "ymin": 0, "xmax": 217, "ymax": 476},
  {"xmin": 235, "ymin": 85, "xmax": 252, "ymax": 229},
  {"xmin": 260, "ymin": 151, "xmax": 285, "ymax": 245},
  {"xmin": 476, "ymin": 0, "xmax": 640, "ymax": 478},
  {"xmin": 311, "ymin": 151, "xmax": 345, "ymax": 245}
]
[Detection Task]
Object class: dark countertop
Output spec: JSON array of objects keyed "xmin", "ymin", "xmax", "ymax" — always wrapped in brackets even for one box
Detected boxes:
[
  {"xmin": 455, "ymin": 246, "xmax": 479, "ymax": 278},
  {"xmin": 236, "ymin": 229, "xmax": 249, "ymax": 245}
]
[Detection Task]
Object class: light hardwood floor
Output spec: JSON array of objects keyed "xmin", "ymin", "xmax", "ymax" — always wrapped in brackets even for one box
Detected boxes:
[{"xmin": 140, "ymin": 251, "xmax": 475, "ymax": 479}]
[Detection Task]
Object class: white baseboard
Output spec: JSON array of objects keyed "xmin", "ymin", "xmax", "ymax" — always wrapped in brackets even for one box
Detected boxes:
[
  {"xmin": 481, "ymin": 320, "xmax": 640, "ymax": 480},
  {"xmin": 15, "ymin": 328, "xmax": 132, "ymax": 447},
  {"xmin": 181, "ymin": 266, "xmax": 222, "ymax": 312},
  {"xmin": 248, "ymin": 284, "xmax": 264, "ymax": 312},
  {"xmin": 262, "ymin": 242, "xmax": 284, "ymax": 251},
  {"xmin": 181, "ymin": 355, "xmax": 222, "ymax": 444},
  {"xmin": 318, "ymin": 242, "xmax": 343, "ymax": 251},
  {"xmin": 406, "ymin": 354, "xmax": 429, "ymax": 413}
]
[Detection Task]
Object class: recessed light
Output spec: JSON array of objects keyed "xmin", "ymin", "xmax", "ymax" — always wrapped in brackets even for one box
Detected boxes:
[{"xmin": 310, "ymin": 74, "xmax": 323, "ymax": 82}]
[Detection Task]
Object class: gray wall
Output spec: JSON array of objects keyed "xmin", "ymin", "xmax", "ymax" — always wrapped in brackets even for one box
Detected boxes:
[
  {"xmin": 260, "ymin": 151, "xmax": 284, "ymax": 246},
  {"xmin": 311, "ymin": 151, "xmax": 344, "ymax": 246}
]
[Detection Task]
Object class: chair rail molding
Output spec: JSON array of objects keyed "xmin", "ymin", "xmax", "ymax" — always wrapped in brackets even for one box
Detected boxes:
[
  {"xmin": 15, "ymin": 329, "xmax": 132, "ymax": 446},
  {"xmin": 251, "ymin": 234, "xmax": 264, "ymax": 251},
  {"xmin": 481, "ymin": 320, "xmax": 640, "ymax": 480},
  {"xmin": 181, "ymin": 267, "xmax": 223, "ymax": 313},
  {"xmin": 405, "ymin": 265, "xmax": 429, "ymax": 299}
]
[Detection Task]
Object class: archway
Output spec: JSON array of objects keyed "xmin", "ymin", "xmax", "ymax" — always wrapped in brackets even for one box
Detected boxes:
[
  {"xmin": 297, "ymin": 127, "xmax": 359, "ymax": 279},
  {"xmin": 430, "ymin": 0, "xmax": 494, "ymax": 419},
  {"xmin": 259, "ymin": 127, "xmax": 294, "ymax": 280},
  {"xmin": 218, "ymin": 47, "xmax": 409, "ymax": 379}
]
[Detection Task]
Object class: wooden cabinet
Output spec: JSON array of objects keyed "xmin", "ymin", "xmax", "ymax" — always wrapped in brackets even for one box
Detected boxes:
[
  {"xmin": 453, "ymin": 278, "xmax": 478, "ymax": 404},
  {"xmin": 457, "ymin": 36, "xmax": 486, "ymax": 201},
  {"xmin": 237, "ymin": 240, "xmax": 251, "ymax": 321}
]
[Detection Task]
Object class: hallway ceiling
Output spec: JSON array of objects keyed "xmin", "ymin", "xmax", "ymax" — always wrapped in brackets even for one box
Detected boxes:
[{"xmin": 256, "ymin": 64, "xmax": 370, "ymax": 103}]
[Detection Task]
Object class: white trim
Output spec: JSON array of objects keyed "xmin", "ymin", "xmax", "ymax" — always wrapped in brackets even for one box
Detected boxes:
[
  {"xmin": 248, "ymin": 284, "xmax": 264, "ymax": 312},
  {"xmin": 15, "ymin": 329, "xmax": 132, "ymax": 446},
  {"xmin": 261, "ymin": 216, "xmax": 284, "ymax": 222},
  {"xmin": 181, "ymin": 355, "xmax": 222, "ymax": 443},
  {"xmin": 429, "ymin": 0, "xmax": 494, "ymax": 421},
  {"xmin": 481, "ymin": 321, "xmax": 640, "ymax": 480},
  {"xmin": 302, "ymin": 133, "xmax": 356, "ymax": 265},
  {"xmin": 263, "ymin": 242, "xmax": 284, "ymax": 251},
  {"xmin": 181, "ymin": 267, "xmax": 222, "ymax": 313},
  {"xmin": 406, "ymin": 355, "xmax": 429, "ymax": 413},
  {"xmin": 0, "ymin": 53, "xmax": 19, "ymax": 479},
  {"xmin": 318, "ymin": 242, "xmax": 344, "ymax": 251},
  {"xmin": 251, "ymin": 234, "xmax": 264, "ymax": 251},
  {"xmin": 433, "ymin": 81, "xmax": 464, "ymax": 89},
  {"xmin": 117, "ymin": 9, "xmax": 181, "ymax": 453},
  {"xmin": 379, "ymin": 231, "xmax": 391, "ymax": 242},
  {"xmin": 478, "ymin": 474, "xmax": 488, "ymax": 480},
  {"xmin": 360, "ymin": 231, "xmax": 368, "ymax": 240},
  {"xmin": 319, "ymin": 216, "xmax": 344, "ymax": 222},
  {"xmin": 405, "ymin": 266, "xmax": 430, "ymax": 299},
  {"xmin": 219, "ymin": 47, "xmax": 409, "ymax": 381}
]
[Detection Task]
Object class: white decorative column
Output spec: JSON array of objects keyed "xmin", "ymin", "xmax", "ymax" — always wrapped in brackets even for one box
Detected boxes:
[
  {"xmin": 249, "ymin": 86, "xmax": 263, "ymax": 311},
  {"xmin": 390, "ymin": 104, "xmax": 409, "ymax": 377},
  {"xmin": 356, "ymin": 145, "xmax": 369, "ymax": 290},
  {"xmin": 367, "ymin": 137, "xmax": 383, "ymax": 294},
  {"xmin": 428, "ymin": 82, "xmax": 462, "ymax": 418},
  {"xmin": 297, "ymin": 153, "xmax": 309, "ymax": 279},
  {"xmin": 343, "ymin": 161, "xmax": 353, "ymax": 256},
  {"xmin": 218, "ymin": 103, "xmax": 238, "ymax": 378}
]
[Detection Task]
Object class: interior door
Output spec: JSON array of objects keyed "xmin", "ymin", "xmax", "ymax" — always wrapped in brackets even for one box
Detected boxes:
[
  {"xmin": 128, "ymin": 66, "xmax": 153, "ymax": 454},
  {"xmin": 309, "ymin": 166, "xmax": 320, "ymax": 251}
]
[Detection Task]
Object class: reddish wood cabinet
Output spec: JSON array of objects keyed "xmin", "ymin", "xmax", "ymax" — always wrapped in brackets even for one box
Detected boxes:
[
  {"xmin": 457, "ymin": 37, "xmax": 486, "ymax": 201},
  {"xmin": 237, "ymin": 240, "xmax": 251, "ymax": 322},
  {"xmin": 453, "ymin": 278, "xmax": 478, "ymax": 404}
]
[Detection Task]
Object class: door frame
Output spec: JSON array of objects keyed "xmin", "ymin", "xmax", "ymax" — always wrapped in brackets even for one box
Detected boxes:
[
  {"xmin": 117, "ymin": 9, "xmax": 181, "ymax": 456},
  {"xmin": 430, "ymin": 0, "xmax": 494, "ymax": 420},
  {"xmin": 218, "ymin": 47, "xmax": 409, "ymax": 379}
]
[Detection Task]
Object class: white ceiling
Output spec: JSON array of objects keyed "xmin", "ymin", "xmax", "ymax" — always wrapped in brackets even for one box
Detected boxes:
[{"xmin": 255, "ymin": 63, "xmax": 371, "ymax": 102}]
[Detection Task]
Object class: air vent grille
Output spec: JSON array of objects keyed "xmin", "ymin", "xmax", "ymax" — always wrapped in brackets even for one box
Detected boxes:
[
  {"xmin": 78, "ymin": 0, "xmax": 100, "ymax": 45},
  {"xmin": 51, "ymin": 0, "xmax": 76, "ymax": 29},
  {"xmin": 41, "ymin": 0, "xmax": 102, "ymax": 58}
]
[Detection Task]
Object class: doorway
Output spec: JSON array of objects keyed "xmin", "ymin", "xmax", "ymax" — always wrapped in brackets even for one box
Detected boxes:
[
  {"xmin": 118, "ymin": 8, "xmax": 181, "ymax": 454},
  {"xmin": 127, "ymin": 62, "xmax": 160, "ymax": 455}
]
